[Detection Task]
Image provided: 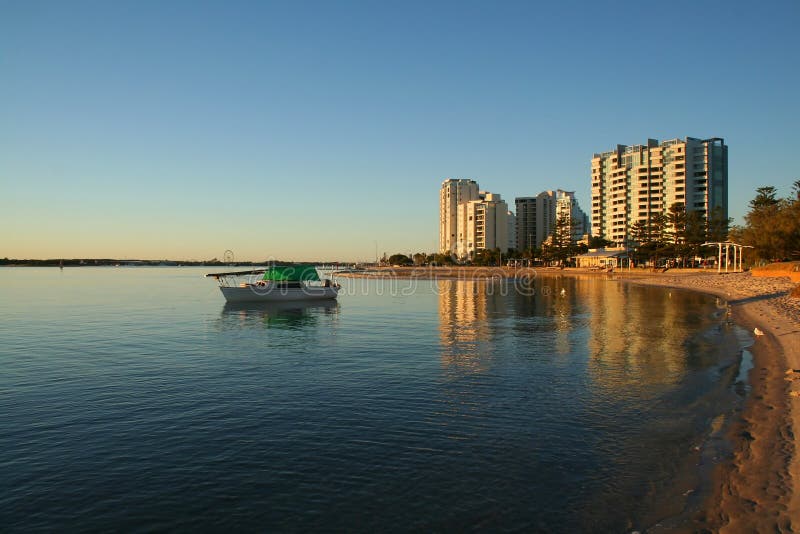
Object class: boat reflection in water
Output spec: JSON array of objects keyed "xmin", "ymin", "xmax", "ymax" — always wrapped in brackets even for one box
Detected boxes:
[{"xmin": 220, "ymin": 299, "xmax": 339, "ymax": 330}]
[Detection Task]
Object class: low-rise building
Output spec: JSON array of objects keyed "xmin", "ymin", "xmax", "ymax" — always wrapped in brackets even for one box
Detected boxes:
[{"xmin": 576, "ymin": 248, "xmax": 627, "ymax": 269}]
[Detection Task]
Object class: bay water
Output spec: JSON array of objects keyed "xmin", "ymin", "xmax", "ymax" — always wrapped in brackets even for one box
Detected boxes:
[{"xmin": 0, "ymin": 267, "xmax": 749, "ymax": 532}]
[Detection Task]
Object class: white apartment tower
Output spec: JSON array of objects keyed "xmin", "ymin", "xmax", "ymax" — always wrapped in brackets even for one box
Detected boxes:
[
  {"xmin": 591, "ymin": 137, "xmax": 728, "ymax": 245},
  {"xmin": 440, "ymin": 179, "xmax": 479, "ymax": 254},
  {"xmin": 455, "ymin": 192, "xmax": 510, "ymax": 259},
  {"xmin": 555, "ymin": 190, "xmax": 590, "ymax": 241}
]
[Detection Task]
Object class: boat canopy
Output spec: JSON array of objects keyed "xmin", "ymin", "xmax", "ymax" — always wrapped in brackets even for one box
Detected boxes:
[
  {"xmin": 262, "ymin": 265, "xmax": 320, "ymax": 282},
  {"xmin": 205, "ymin": 269, "xmax": 266, "ymax": 279}
]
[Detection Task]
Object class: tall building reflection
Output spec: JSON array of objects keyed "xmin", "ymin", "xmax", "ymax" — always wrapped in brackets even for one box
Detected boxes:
[
  {"xmin": 551, "ymin": 281, "xmax": 574, "ymax": 357},
  {"xmin": 437, "ymin": 277, "xmax": 580, "ymax": 370},
  {"xmin": 584, "ymin": 278, "xmax": 700, "ymax": 390},
  {"xmin": 436, "ymin": 275, "xmax": 709, "ymax": 392},
  {"xmin": 437, "ymin": 279, "xmax": 503, "ymax": 372}
]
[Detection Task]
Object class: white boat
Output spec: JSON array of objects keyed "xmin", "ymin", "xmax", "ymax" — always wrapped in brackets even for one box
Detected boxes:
[{"xmin": 206, "ymin": 265, "xmax": 340, "ymax": 303}]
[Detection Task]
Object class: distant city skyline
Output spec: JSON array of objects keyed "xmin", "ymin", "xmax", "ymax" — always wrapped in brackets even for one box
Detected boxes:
[{"xmin": 2, "ymin": 1, "xmax": 798, "ymax": 261}]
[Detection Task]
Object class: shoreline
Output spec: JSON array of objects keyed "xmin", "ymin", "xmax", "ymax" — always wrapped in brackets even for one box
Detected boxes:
[
  {"xmin": 621, "ymin": 271, "xmax": 800, "ymax": 531},
  {"xmin": 340, "ymin": 267, "xmax": 800, "ymax": 530}
]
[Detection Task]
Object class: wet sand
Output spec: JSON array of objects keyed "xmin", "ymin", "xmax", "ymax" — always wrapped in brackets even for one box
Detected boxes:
[
  {"xmin": 339, "ymin": 267, "xmax": 800, "ymax": 531},
  {"xmin": 621, "ymin": 271, "xmax": 800, "ymax": 532}
]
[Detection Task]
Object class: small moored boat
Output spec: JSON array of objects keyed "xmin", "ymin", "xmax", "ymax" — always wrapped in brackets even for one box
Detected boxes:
[{"xmin": 206, "ymin": 265, "xmax": 340, "ymax": 303}]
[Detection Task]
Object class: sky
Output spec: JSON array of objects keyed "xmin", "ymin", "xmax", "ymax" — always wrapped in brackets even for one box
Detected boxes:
[{"xmin": 2, "ymin": 0, "xmax": 798, "ymax": 262}]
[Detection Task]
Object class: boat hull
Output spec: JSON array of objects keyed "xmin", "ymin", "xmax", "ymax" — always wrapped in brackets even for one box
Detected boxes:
[{"xmin": 219, "ymin": 285, "xmax": 339, "ymax": 303}]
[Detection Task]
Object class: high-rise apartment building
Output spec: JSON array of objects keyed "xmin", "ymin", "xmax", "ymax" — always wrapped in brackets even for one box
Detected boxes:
[
  {"xmin": 456, "ymin": 193, "xmax": 510, "ymax": 258},
  {"xmin": 439, "ymin": 179, "xmax": 511, "ymax": 258},
  {"xmin": 507, "ymin": 211, "xmax": 517, "ymax": 252},
  {"xmin": 555, "ymin": 190, "xmax": 590, "ymax": 242},
  {"xmin": 591, "ymin": 137, "xmax": 728, "ymax": 245},
  {"xmin": 515, "ymin": 191, "xmax": 556, "ymax": 251},
  {"xmin": 515, "ymin": 190, "xmax": 590, "ymax": 250},
  {"xmin": 440, "ymin": 179, "xmax": 479, "ymax": 254}
]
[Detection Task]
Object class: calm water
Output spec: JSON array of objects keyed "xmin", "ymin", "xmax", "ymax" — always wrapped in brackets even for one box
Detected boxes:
[{"xmin": 0, "ymin": 268, "xmax": 749, "ymax": 532}]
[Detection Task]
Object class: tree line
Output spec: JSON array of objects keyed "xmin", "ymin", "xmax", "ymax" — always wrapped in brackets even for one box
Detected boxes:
[
  {"xmin": 624, "ymin": 204, "xmax": 731, "ymax": 267},
  {"xmin": 733, "ymin": 181, "xmax": 800, "ymax": 262}
]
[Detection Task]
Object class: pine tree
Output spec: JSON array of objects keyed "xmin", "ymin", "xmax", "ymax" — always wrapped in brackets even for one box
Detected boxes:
[
  {"xmin": 707, "ymin": 206, "xmax": 731, "ymax": 243},
  {"xmin": 550, "ymin": 214, "xmax": 577, "ymax": 266},
  {"xmin": 742, "ymin": 186, "xmax": 782, "ymax": 260},
  {"xmin": 666, "ymin": 203, "xmax": 687, "ymax": 245},
  {"xmin": 739, "ymin": 184, "xmax": 800, "ymax": 261}
]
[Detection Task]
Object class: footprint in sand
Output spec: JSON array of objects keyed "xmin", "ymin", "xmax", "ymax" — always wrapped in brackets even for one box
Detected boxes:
[{"xmin": 784, "ymin": 369, "xmax": 800, "ymax": 381}]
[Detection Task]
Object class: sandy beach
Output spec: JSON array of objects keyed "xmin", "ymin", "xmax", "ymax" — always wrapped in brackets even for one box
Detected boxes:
[
  {"xmin": 622, "ymin": 271, "xmax": 800, "ymax": 532},
  {"xmin": 339, "ymin": 266, "xmax": 800, "ymax": 531}
]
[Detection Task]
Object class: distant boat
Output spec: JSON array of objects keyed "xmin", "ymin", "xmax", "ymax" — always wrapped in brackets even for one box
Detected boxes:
[{"xmin": 206, "ymin": 265, "xmax": 340, "ymax": 303}]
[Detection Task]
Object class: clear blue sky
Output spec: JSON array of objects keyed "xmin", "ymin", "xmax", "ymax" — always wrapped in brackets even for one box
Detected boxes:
[{"xmin": 2, "ymin": 0, "xmax": 798, "ymax": 261}]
